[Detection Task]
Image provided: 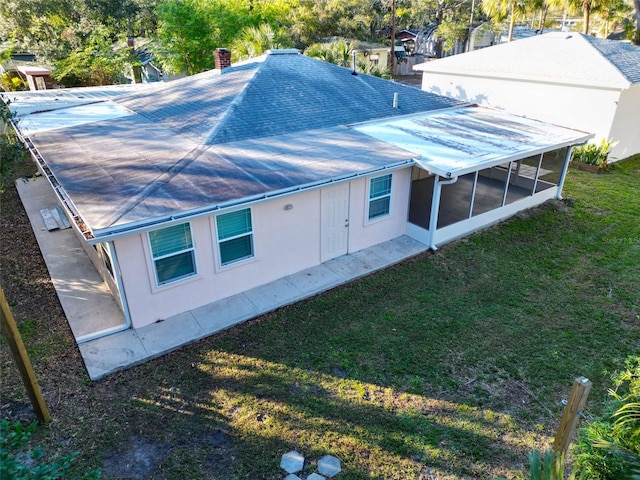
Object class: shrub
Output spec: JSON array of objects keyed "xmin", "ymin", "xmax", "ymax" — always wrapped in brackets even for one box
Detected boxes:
[
  {"xmin": 570, "ymin": 139, "xmax": 614, "ymax": 169},
  {"xmin": 0, "ymin": 419, "xmax": 100, "ymax": 480},
  {"xmin": 572, "ymin": 356, "xmax": 640, "ymax": 479}
]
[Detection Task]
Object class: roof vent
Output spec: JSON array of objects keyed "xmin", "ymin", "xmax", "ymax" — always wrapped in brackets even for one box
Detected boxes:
[{"xmin": 393, "ymin": 92, "xmax": 399, "ymax": 108}]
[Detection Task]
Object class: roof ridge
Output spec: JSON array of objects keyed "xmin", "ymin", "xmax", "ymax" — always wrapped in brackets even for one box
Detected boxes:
[
  {"xmin": 581, "ymin": 34, "xmax": 638, "ymax": 84},
  {"xmin": 202, "ymin": 59, "xmax": 265, "ymax": 145},
  {"xmin": 105, "ymin": 143, "xmax": 210, "ymax": 227}
]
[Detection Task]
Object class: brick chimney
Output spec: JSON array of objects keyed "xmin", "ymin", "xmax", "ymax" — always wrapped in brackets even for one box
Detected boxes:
[{"xmin": 214, "ymin": 48, "xmax": 231, "ymax": 70}]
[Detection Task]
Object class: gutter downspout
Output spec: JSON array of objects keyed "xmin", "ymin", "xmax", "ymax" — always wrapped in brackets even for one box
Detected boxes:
[
  {"xmin": 427, "ymin": 174, "xmax": 459, "ymax": 250},
  {"xmin": 555, "ymin": 145, "xmax": 576, "ymax": 200},
  {"xmin": 75, "ymin": 241, "xmax": 132, "ymax": 343}
]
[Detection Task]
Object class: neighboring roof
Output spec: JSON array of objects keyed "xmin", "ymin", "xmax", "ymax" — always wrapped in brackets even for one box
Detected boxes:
[
  {"xmin": 3, "ymin": 50, "xmax": 589, "ymax": 239},
  {"xmin": 17, "ymin": 66, "xmax": 52, "ymax": 76},
  {"xmin": 414, "ymin": 32, "xmax": 640, "ymax": 88},
  {"xmin": 355, "ymin": 107, "xmax": 592, "ymax": 178}
]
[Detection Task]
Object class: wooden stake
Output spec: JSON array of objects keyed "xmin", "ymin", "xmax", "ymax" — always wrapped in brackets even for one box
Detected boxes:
[
  {"xmin": 553, "ymin": 376, "xmax": 592, "ymax": 453},
  {"xmin": 0, "ymin": 285, "xmax": 51, "ymax": 423}
]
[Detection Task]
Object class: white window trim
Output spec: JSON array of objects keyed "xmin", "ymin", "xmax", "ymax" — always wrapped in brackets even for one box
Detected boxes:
[
  {"xmin": 147, "ymin": 223, "xmax": 198, "ymax": 288},
  {"xmin": 366, "ymin": 173, "xmax": 393, "ymax": 223},
  {"xmin": 215, "ymin": 208, "xmax": 255, "ymax": 268}
]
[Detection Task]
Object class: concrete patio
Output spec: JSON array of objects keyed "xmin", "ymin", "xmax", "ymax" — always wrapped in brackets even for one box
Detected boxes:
[{"xmin": 17, "ymin": 176, "xmax": 428, "ymax": 381}]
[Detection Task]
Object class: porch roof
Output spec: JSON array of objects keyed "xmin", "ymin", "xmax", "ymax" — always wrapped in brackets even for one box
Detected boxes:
[{"xmin": 353, "ymin": 106, "xmax": 593, "ymax": 178}]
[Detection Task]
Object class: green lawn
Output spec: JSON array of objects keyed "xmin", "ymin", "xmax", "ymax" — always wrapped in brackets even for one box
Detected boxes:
[{"xmin": 1, "ymin": 156, "xmax": 639, "ymax": 479}]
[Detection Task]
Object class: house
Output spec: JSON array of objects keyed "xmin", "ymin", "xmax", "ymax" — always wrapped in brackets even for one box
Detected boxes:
[
  {"xmin": 0, "ymin": 45, "xmax": 55, "ymax": 91},
  {"xmin": 2, "ymin": 49, "xmax": 591, "ymax": 341},
  {"xmin": 17, "ymin": 66, "xmax": 55, "ymax": 91},
  {"xmin": 414, "ymin": 32, "xmax": 640, "ymax": 160}
]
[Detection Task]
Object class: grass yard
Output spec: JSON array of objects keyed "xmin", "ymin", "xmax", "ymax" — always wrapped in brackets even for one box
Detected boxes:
[{"xmin": 1, "ymin": 156, "xmax": 639, "ymax": 479}]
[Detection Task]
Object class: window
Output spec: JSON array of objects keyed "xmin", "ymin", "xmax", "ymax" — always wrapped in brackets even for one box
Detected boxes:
[
  {"xmin": 100, "ymin": 243, "xmax": 114, "ymax": 277},
  {"xmin": 148, "ymin": 223, "xmax": 196, "ymax": 286},
  {"xmin": 368, "ymin": 174, "xmax": 392, "ymax": 220},
  {"xmin": 216, "ymin": 208, "xmax": 254, "ymax": 266}
]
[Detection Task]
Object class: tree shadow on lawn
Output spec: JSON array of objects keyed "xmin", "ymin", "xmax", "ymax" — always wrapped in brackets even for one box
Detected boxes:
[{"xmin": 114, "ymin": 345, "xmax": 534, "ymax": 479}]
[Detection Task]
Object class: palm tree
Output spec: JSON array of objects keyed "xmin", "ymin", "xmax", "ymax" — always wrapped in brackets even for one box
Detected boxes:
[
  {"xmin": 632, "ymin": 0, "xmax": 640, "ymax": 43},
  {"xmin": 230, "ymin": 24, "xmax": 281, "ymax": 62},
  {"xmin": 548, "ymin": 0, "xmax": 615, "ymax": 34},
  {"xmin": 303, "ymin": 38, "xmax": 359, "ymax": 68},
  {"xmin": 481, "ymin": 0, "xmax": 528, "ymax": 41}
]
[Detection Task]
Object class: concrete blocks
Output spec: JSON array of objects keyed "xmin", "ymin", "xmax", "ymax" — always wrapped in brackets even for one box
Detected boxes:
[
  {"xmin": 317, "ymin": 455, "xmax": 341, "ymax": 477},
  {"xmin": 280, "ymin": 450, "xmax": 304, "ymax": 474}
]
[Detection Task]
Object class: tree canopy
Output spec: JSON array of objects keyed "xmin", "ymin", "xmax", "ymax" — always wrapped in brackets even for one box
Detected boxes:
[{"xmin": 0, "ymin": 0, "xmax": 636, "ymax": 87}]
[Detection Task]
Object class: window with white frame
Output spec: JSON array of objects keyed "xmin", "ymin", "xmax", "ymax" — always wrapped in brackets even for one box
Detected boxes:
[
  {"xmin": 216, "ymin": 208, "xmax": 254, "ymax": 266},
  {"xmin": 99, "ymin": 243, "xmax": 114, "ymax": 277},
  {"xmin": 368, "ymin": 174, "xmax": 392, "ymax": 220},
  {"xmin": 148, "ymin": 223, "xmax": 196, "ymax": 286}
]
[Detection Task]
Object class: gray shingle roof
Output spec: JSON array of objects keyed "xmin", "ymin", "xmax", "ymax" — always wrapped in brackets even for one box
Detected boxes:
[
  {"xmin": 115, "ymin": 50, "xmax": 461, "ymax": 145},
  {"xmin": 583, "ymin": 35, "xmax": 640, "ymax": 84},
  {"xmin": 8, "ymin": 50, "xmax": 586, "ymax": 237}
]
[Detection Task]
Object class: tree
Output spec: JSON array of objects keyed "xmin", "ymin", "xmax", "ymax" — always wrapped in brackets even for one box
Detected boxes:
[
  {"xmin": 0, "ymin": 0, "xmax": 87, "ymax": 62},
  {"xmin": 304, "ymin": 38, "xmax": 358, "ymax": 67},
  {"xmin": 231, "ymin": 23, "xmax": 291, "ymax": 61},
  {"xmin": 548, "ymin": 0, "xmax": 617, "ymax": 34},
  {"xmin": 53, "ymin": 27, "xmax": 135, "ymax": 86},
  {"xmin": 153, "ymin": 0, "xmax": 293, "ymax": 74},
  {"xmin": 632, "ymin": 0, "xmax": 640, "ymax": 42},
  {"xmin": 481, "ymin": 0, "xmax": 527, "ymax": 41}
]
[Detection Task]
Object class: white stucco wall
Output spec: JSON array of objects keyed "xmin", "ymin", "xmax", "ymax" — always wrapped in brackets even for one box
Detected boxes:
[
  {"xmin": 420, "ymin": 72, "xmax": 632, "ymax": 159},
  {"xmin": 606, "ymin": 83, "xmax": 640, "ymax": 160},
  {"xmin": 114, "ymin": 169, "xmax": 411, "ymax": 328}
]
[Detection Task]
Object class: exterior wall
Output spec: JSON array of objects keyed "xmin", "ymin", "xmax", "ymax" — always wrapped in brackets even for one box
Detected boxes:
[
  {"xmin": 115, "ymin": 169, "xmax": 411, "ymax": 328},
  {"xmin": 420, "ymin": 72, "xmax": 622, "ymax": 154},
  {"xmin": 348, "ymin": 168, "xmax": 410, "ymax": 252},
  {"xmin": 606, "ymin": 83, "xmax": 640, "ymax": 160}
]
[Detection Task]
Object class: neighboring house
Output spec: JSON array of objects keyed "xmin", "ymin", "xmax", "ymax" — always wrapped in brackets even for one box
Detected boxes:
[
  {"xmin": 355, "ymin": 42, "xmax": 394, "ymax": 71},
  {"xmin": 2, "ymin": 49, "xmax": 590, "ymax": 340},
  {"xmin": 414, "ymin": 32, "xmax": 640, "ymax": 160},
  {"xmin": 17, "ymin": 66, "xmax": 55, "ymax": 91},
  {"xmin": 0, "ymin": 46, "xmax": 56, "ymax": 91}
]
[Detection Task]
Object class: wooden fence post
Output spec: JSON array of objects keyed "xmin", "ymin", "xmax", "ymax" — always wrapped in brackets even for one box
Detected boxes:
[
  {"xmin": 0, "ymin": 285, "xmax": 51, "ymax": 423},
  {"xmin": 553, "ymin": 376, "xmax": 592, "ymax": 454}
]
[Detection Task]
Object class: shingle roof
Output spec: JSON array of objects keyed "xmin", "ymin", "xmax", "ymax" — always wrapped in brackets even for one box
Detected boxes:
[
  {"xmin": 582, "ymin": 35, "xmax": 640, "ymax": 83},
  {"xmin": 4, "ymin": 50, "xmax": 589, "ymax": 237},
  {"xmin": 115, "ymin": 50, "xmax": 461, "ymax": 145},
  {"xmin": 415, "ymin": 32, "xmax": 639, "ymax": 88}
]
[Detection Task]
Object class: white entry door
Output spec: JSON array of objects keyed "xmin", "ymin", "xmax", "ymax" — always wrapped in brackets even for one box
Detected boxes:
[{"xmin": 321, "ymin": 184, "xmax": 350, "ymax": 262}]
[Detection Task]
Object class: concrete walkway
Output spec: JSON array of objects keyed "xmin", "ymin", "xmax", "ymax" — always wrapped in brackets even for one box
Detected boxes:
[{"xmin": 18, "ymin": 176, "xmax": 428, "ymax": 381}]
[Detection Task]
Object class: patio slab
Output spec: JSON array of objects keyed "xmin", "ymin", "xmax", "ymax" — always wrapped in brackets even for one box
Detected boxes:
[
  {"xmin": 286, "ymin": 265, "xmax": 344, "ymax": 296},
  {"xmin": 137, "ymin": 311, "xmax": 205, "ymax": 356},
  {"xmin": 16, "ymin": 176, "xmax": 126, "ymax": 340},
  {"xmin": 77, "ymin": 330, "xmax": 148, "ymax": 379},
  {"xmin": 243, "ymin": 277, "xmax": 305, "ymax": 313},
  {"xmin": 190, "ymin": 293, "xmax": 260, "ymax": 334}
]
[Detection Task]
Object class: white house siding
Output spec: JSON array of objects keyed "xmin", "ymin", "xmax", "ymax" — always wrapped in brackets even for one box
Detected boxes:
[
  {"xmin": 421, "ymin": 73, "xmax": 624, "ymax": 155},
  {"xmin": 607, "ymin": 83, "xmax": 640, "ymax": 160},
  {"xmin": 114, "ymin": 170, "xmax": 411, "ymax": 328}
]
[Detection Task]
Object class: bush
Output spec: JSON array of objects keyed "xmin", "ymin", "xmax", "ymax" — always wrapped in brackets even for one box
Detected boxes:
[
  {"xmin": 572, "ymin": 356, "xmax": 640, "ymax": 479},
  {"xmin": 0, "ymin": 419, "xmax": 100, "ymax": 479},
  {"xmin": 570, "ymin": 139, "xmax": 614, "ymax": 169}
]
